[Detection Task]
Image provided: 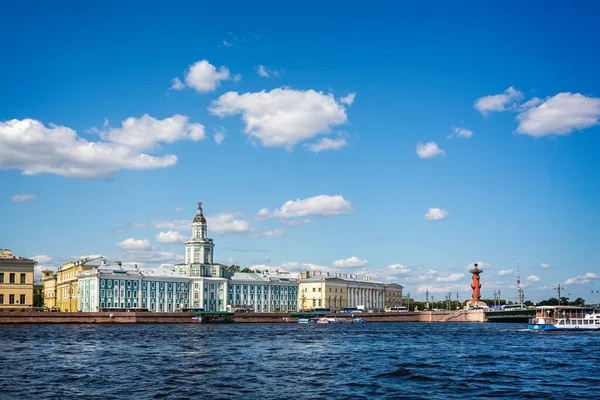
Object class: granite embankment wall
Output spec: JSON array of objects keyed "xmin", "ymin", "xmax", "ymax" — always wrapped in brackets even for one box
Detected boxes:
[
  {"xmin": 0, "ymin": 309, "xmax": 486, "ymax": 324},
  {"xmin": 0, "ymin": 311, "xmax": 194, "ymax": 324}
]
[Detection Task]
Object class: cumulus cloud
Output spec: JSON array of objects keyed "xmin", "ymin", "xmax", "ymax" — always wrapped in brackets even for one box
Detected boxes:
[
  {"xmin": 11, "ymin": 193, "xmax": 37, "ymax": 202},
  {"xmin": 416, "ymin": 141, "xmax": 444, "ymax": 159},
  {"xmin": 262, "ymin": 228, "xmax": 284, "ymax": 237},
  {"xmin": 527, "ymin": 275, "xmax": 541, "ymax": 282},
  {"xmin": 340, "ymin": 93, "xmax": 356, "ymax": 106},
  {"xmin": 214, "ymin": 126, "xmax": 226, "ymax": 145},
  {"xmin": 516, "ymin": 93, "xmax": 600, "ymax": 137},
  {"xmin": 474, "ymin": 86, "xmax": 524, "ymax": 115},
  {"xmin": 183, "ymin": 60, "xmax": 231, "ymax": 93},
  {"xmin": 156, "ymin": 231, "xmax": 188, "ymax": 244},
  {"xmin": 256, "ymin": 65, "xmax": 280, "ymax": 78},
  {"xmin": 306, "ymin": 137, "xmax": 348, "ymax": 153},
  {"xmin": 498, "ymin": 269, "xmax": 513, "ymax": 276},
  {"xmin": 449, "ymin": 127, "xmax": 473, "ymax": 139},
  {"xmin": 209, "ymin": 88, "xmax": 348, "ymax": 149},
  {"xmin": 259, "ymin": 195, "xmax": 352, "ymax": 219},
  {"xmin": 281, "ymin": 219, "xmax": 314, "ymax": 227},
  {"xmin": 206, "ymin": 213, "xmax": 250, "ymax": 234},
  {"xmin": 170, "ymin": 77, "xmax": 185, "ymax": 91},
  {"xmin": 539, "ymin": 263, "xmax": 550, "ymax": 269},
  {"xmin": 386, "ymin": 264, "xmax": 413, "ymax": 276},
  {"xmin": 332, "ymin": 256, "xmax": 369, "ymax": 268},
  {"xmin": 424, "ymin": 208, "xmax": 449, "ymax": 221},
  {"xmin": 0, "ymin": 116, "xmax": 204, "ymax": 179},
  {"xmin": 150, "ymin": 220, "xmax": 192, "ymax": 230},
  {"xmin": 435, "ymin": 273, "xmax": 464, "ymax": 282},
  {"xmin": 117, "ymin": 238, "xmax": 153, "ymax": 251},
  {"xmin": 280, "ymin": 261, "xmax": 332, "ymax": 274},
  {"xmin": 564, "ymin": 272, "xmax": 599, "ymax": 285}
]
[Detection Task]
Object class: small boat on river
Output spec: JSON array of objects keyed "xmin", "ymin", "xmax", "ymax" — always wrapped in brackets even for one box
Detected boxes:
[{"xmin": 528, "ymin": 306, "xmax": 600, "ymax": 331}]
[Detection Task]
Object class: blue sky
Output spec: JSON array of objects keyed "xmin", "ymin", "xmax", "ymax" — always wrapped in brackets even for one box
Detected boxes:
[{"xmin": 2, "ymin": 1, "xmax": 600, "ymax": 303}]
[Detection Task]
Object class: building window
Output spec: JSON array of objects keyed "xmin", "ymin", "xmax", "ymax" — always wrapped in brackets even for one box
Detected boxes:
[
  {"xmin": 0, "ymin": 294, "xmax": 3, "ymax": 304},
  {"xmin": 108, "ymin": 280, "xmax": 112, "ymax": 288},
  {"xmin": 20, "ymin": 273, "xmax": 26, "ymax": 284},
  {"xmin": 101, "ymin": 302, "xmax": 105, "ymax": 308},
  {"xmin": 133, "ymin": 290, "xmax": 137, "ymax": 298},
  {"xmin": 101, "ymin": 289, "xmax": 105, "ymax": 297},
  {"xmin": 142, "ymin": 290, "xmax": 146, "ymax": 297},
  {"xmin": 312, "ymin": 288, "xmax": 315, "ymax": 292},
  {"xmin": 9, "ymin": 273, "xmax": 15, "ymax": 284},
  {"xmin": 0, "ymin": 273, "xmax": 3, "ymax": 283},
  {"xmin": 9, "ymin": 294, "xmax": 15, "ymax": 304},
  {"xmin": 127, "ymin": 291, "xmax": 131, "ymax": 298}
]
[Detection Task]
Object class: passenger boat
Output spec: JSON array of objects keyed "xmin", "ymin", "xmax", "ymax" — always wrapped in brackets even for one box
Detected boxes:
[
  {"xmin": 528, "ymin": 306, "xmax": 600, "ymax": 331},
  {"xmin": 316, "ymin": 317, "xmax": 330, "ymax": 324},
  {"xmin": 298, "ymin": 317, "xmax": 318, "ymax": 324}
]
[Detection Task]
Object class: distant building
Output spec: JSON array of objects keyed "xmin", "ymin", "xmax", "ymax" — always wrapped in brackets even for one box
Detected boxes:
[
  {"xmin": 384, "ymin": 283, "xmax": 404, "ymax": 309},
  {"xmin": 0, "ymin": 249, "xmax": 37, "ymax": 309},
  {"xmin": 78, "ymin": 258, "xmax": 190, "ymax": 312},
  {"xmin": 298, "ymin": 271, "xmax": 402, "ymax": 312},
  {"xmin": 227, "ymin": 270, "xmax": 299, "ymax": 312},
  {"xmin": 175, "ymin": 202, "xmax": 228, "ymax": 312},
  {"xmin": 55, "ymin": 257, "xmax": 102, "ymax": 312},
  {"xmin": 41, "ymin": 270, "xmax": 57, "ymax": 308}
]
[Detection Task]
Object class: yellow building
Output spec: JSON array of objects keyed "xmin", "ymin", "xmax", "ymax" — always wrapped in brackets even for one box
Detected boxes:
[
  {"xmin": 41, "ymin": 270, "xmax": 57, "ymax": 309},
  {"xmin": 298, "ymin": 271, "xmax": 398, "ymax": 312},
  {"xmin": 0, "ymin": 249, "xmax": 37, "ymax": 309},
  {"xmin": 55, "ymin": 257, "xmax": 98, "ymax": 312}
]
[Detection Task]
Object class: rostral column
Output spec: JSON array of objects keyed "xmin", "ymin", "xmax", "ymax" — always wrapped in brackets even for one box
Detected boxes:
[{"xmin": 470, "ymin": 263, "xmax": 483, "ymax": 304}]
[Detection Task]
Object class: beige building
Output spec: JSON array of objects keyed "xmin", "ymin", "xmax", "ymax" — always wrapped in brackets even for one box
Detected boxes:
[
  {"xmin": 298, "ymin": 271, "xmax": 402, "ymax": 312},
  {"xmin": 384, "ymin": 283, "xmax": 404, "ymax": 309},
  {"xmin": 42, "ymin": 270, "xmax": 57, "ymax": 309},
  {"xmin": 55, "ymin": 257, "xmax": 98, "ymax": 312},
  {"xmin": 0, "ymin": 249, "xmax": 37, "ymax": 309}
]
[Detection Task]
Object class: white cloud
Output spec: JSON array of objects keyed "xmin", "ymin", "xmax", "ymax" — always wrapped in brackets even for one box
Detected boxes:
[
  {"xmin": 206, "ymin": 213, "xmax": 250, "ymax": 234},
  {"xmin": 498, "ymin": 269, "xmax": 513, "ymax": 276},
  {"xmin": 416, "ymin": 141, "xmax": 444, "ymax": 159},
  {"xmin": 233, "ymin": 73, "xmax": 242, "ymax": 83},
  {"xmin": 184, "ymin": 60, "xmax": 231, "ymax": 93},
  {"xmin": 102, "ymin": 118, "xmax": 109, "ymax": 128},
  {"xmin": 332, "ymin": 256, "xmax": 369, "ymax": 268},
  {"xmin": 209, "ymin": 88, "xmax": 348, "ymax": 149},
  {"xmin": 340, "ymin": 93, "xmax": 356, "ymax": 106},
  {"xmin": 474, "ymin": 86, "xmax": 524, "ymax": 115},
  {"xmin": 0, "ymin": 116, "xmax": 204, "ymax": 179},
  {"xmin": 151, "ymin": 220, "xmax": 192, "ymax": 230},
  {"xmin": 435, "ymin": 273, "xmax": 464, "ymax": 282},
  {"xmin": 449, "ymin": 127, "xmax": 473, "ymax": 139},
  {"xmin": 30, "ymin": 255, "xmax": 54, "ymax": 264},
  {"xmin": 520, "ymin": 97, "xmax": 543, "ymax": 110},
  {"xmin": 103, "ymin": 114, "xmax": 205, "ymax": 151},
  {"xmin": 539, "ymin": 263, "xmax": 550, "ymax": 269},
  {"xmin": 280, "ymin": 261, "xmax": 332, "ymax": 274},
  {"xmin": 256, "ymin": 65, "xmax": 279, "ymax": 78},
  {"xmin": 117, "ymin": 238, "xmax": 152, "ymax": 251},
  {"xmin": 564, "ymin": 272, "xmax": 599, "ymax": 285},
  {"xmin": 527, "ymin": 275, "xmax": 541, "ymax": 282},
  {"xmin": 306, "ymin": 137, "xmax": 348, "ymax": 153},
  {"xmin": 416, "ymin": 284, "xmax": 470, "ymax": 294},
  {"xmin": 424, "ymin": 208, "xmax": 449, "ymax": 221},
  {"xmin": 261, "ymin": 195, "xmax": 352, "ymax": 218},
  {"xmin": 214, "ymin": 126, "xmax": 226, "ymax": 145},
  {"xmin": 386, "ymin": 264, "xmax": 413, "ymax": 276},
  {"xmin": 281, "ymin": 219, "xmax": 314, "ymax": 226},
  {"xmin": 516, "ymin": 93, "xmax": 600, "ymax": 137},
  {"xmin": 11, "ymin": 193, "xmax": 37, "ymax": 202},
  {"xmin": 170, "ymin": 77, "xmax": 185, "ymax": 91},
  {"xmin": 262, "ymin": 229, "xmax": 284, "ymax": 237},
  {"xmin": 156, "ymin": 231, "xmax": 187, "ymax": 244}
]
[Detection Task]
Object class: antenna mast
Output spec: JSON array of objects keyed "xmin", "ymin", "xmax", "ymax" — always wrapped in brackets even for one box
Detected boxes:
[{"xmin": 516, "ymin": 263, "xmax": 524, "ymax": 309}]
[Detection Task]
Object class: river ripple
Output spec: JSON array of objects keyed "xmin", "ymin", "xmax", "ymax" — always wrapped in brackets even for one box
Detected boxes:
[{"xmin": 0, "ymin": 323, "xmax": 598, "ymax": 399}]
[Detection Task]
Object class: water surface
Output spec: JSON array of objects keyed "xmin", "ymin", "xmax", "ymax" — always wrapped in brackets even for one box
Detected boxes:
[{"xmin": 1, "ymin": 323, "xmax": 597, "ymax": 399}]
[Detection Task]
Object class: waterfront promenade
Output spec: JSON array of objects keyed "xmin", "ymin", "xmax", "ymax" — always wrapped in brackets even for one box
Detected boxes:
[{"xmin": 0, "ymin": 309, "xmax": 486, "ymax": 324}]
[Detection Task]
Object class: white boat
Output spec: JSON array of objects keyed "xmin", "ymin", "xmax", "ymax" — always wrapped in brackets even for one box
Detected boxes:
[
  {"xmin": 316, "ymin": 317, "xmax": 329, "ymax": 324},
  {"xmin": 528, "ymin": 306, "xmax": 600, "ymax": 331}
]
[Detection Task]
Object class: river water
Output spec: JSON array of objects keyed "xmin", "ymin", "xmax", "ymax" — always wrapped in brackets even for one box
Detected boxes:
[{"xmin": 0, "ymin": 322, "xmax": 598, "ymax": 399}]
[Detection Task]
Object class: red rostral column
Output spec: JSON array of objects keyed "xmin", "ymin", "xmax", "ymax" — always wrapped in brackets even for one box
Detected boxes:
[{"xmin": 470, "ymin": 263, "xmax": 483, "ymax": 304}]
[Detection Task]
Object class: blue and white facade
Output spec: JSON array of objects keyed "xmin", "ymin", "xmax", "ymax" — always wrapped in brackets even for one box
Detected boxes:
[
  {"xmin": 78, "ymin": 259, "xmax": 189, "ymax": 312},
  {"xmin": 175, "ymin": 202, "xmax": 228, "ymax": 312},
  {"xmin": 227, "ymin": 270, "xmax": 299, "ymax": 312}
]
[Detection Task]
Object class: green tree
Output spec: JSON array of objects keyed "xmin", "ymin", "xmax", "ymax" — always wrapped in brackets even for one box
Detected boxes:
[
  {"xmin": 240, "ymin": 268, "xmax": 252, "ymax": 273},
  {"xmin": 223, "ymin": 264, "xmax": 241, "ymax": 273},
  {"xmin": 33, "ymin": 287, "xmax": 44, "ymax": 308}
]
